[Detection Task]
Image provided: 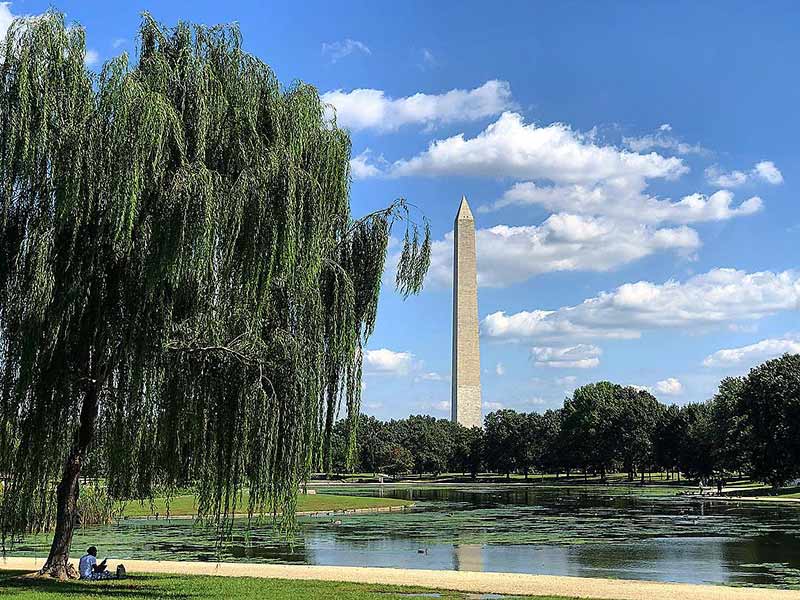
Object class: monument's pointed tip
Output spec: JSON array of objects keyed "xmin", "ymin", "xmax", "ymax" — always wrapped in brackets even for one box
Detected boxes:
[{"xmin": 456, "ymin": 195, "xmax": 474, "ymax": 220}]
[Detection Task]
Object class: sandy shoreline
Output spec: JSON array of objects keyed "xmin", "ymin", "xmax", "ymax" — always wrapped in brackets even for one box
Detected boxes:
[{"xmin": 3, "ymin": 557, "xmax": 800, "ymax": 600}]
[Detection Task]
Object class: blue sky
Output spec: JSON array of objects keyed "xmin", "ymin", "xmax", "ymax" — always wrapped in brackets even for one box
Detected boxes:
[{"xmin": 3, "ymin": 1, "xmax": 799, "ymax": 419}]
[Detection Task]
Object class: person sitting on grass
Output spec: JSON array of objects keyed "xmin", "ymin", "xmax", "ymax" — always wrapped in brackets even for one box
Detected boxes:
[{"xmin": 78, "ymin": 546, "xmax": 124, "ymax": 580}]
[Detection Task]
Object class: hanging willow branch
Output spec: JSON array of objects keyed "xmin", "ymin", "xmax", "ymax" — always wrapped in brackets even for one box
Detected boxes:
[{"xmin": 0, "ymin": 10, "xmax": 430, "ymax": 573}]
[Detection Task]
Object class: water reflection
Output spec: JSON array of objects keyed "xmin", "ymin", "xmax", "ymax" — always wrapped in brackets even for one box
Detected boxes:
[{"xmin": 10, "ymin": 485, "xmax": 800, "ymax": 588}]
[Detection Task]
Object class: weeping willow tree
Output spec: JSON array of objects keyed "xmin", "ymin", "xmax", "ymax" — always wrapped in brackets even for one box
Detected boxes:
[{"xmin": 0, "ymin": 12, "xmax": 430, "ymax": 578}]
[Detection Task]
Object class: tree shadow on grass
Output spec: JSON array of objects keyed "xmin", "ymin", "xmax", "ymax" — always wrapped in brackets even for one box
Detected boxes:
[{"xmin": 0, "ymin": 571, "xmax": 192, "ymax": 599}]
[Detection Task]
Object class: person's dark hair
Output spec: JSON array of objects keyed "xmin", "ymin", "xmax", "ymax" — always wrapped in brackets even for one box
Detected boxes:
[{"xmin": 87, "ymin": 546, "xmax": 97, "ymax": 556}]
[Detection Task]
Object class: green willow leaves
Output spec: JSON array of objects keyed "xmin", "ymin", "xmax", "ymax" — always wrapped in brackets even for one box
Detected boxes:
[{"xmin": 0, "ymin": 11, "xmax": 430, "ymax": 544}]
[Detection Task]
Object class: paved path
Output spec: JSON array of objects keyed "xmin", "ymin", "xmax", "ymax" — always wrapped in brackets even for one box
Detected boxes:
[{"xmin": 3, "ymin": 557, "xmax": 800, "ymax": 600}]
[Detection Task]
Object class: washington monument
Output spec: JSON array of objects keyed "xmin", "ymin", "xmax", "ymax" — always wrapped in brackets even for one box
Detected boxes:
[{"xmin": 451, "ymin": 196, "xmax": 482, "ymax": 428}]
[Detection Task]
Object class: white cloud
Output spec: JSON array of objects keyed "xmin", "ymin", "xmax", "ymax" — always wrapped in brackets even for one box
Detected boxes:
[
  {"xmin": 419, "ymin": 48, "xmax": 437, "ymax": 69},
  {"xmin": 84, "ymin": 48, "xmax": 99, "ymax": 67},
  {"xmin": 322, "ymin": 80, "xmax": 513, "ymax": 133},
  {"xmin": 112, "ymin": 37, "xmax": 127, "ymax": 49},
  {"xmin": 431, "ymin": 400, "xmax": 450, "ymax": 412},
  {"xmin": 390, "ymin": 112, "xmax": 687, "ymax": 183},
  {"xmin": 350, "ymin": 149, "xmax": 383, "ymax": 179},
  {"xmin": 705, "ymin": 166, "xmax": 748, "ymax": 188},
  {"xmin": 705, "ymin": 161, "xmax": 783, "ymax": 188},
  {"xmin": 485, "ymin": 401, "xmax": 505, "ymax": 411},
  {"xmin": 425, "ymin": 214, "xmax": 700, "ymax": 288},
  {"xmin": 754, "ymin": 160, "xmax": 784, "ymax": 185},
  {"xmin": 363, "ymin": 348, "xmax": 414, "ymax": 375},
  {"xmin": 522, "ymin": 397, "xmax": 547, "ymax": 406},
  {"xmin": 703, "ymin": 336, "xmax": 800, "ymax": 368},
  {"xmin": 531, "ymin": 345, "xmax": 601, "ymax": 368},
  {"xmin": 490, "ymin": 182, "xmax": 761, "ymax": 225},
  {"xmin": 394, "ymin": 113, "xmax": 759, "ymax": 230},
  {"xmin": 415, "ymin": 371, "xmax": 447, "ymax": 382},
  {"xmin": 0, "ymin": 2, "xmax": 15, "ymax": 40},
  {"xmin": 321, "ymin": 38, "xmax": 371, "ymax": 63},
  {"xmin": 482, "ymin": 268, "xmax": 800, "ymax": 342},
  {"xmin": 623, "ymin": 126, "xmax": 708, "ymax": 156},
  {"xmin": 655, "ymin": 378, "xmax": 683, "ymax": 395},
  {"xmin": 495, "ymin": 363, "xmax": 505, "ymax": 376},
  {"xmin": 555, "ymin": 375, "xmax": 578, "ymax": 388}
]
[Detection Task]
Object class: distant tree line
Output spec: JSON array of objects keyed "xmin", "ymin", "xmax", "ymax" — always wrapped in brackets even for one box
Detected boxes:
[{"xmin": 328, "ymin": 354, "xmax": 800, "ymax": 489}]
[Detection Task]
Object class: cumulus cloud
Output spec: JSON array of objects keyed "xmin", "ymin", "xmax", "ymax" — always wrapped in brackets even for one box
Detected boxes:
[
  {"xmin": 703, "ymin": 336, "xmax": 800, "ymax": 368},
  {"xmin": 705, "ymin": 161, "xmax": 783, "ymax": 187},
  {"xmin": 532, "ymin": 345, "xmax": 601, "ymax": 368},
  {"xmin": 350, "ymin": 149, "xmax": 383, "ymax": 179},
  {"xmin": 655, "ymin": 377, "xmax": 683, "ymax": 395},
  {"xmin": 322, "ymin": 80, "xmax": 513, "ymax": 133},
  {"xmin": 482, "ymin": 268, "xmax": 800, "ymax": 341},
  {"xmin": 495, "ymin": 363, "xmax": 505, "ymax": 376},
  {"xmin": 390, "ymin": 112, "xmax": 686, "ymax": 183},
  {"xmin": 489, "ymin": 183, "xmax": 761, "ymax": 225},
  {"xmin": 321, "ymin": 38, "xmax": 371, "ymax": 63},
  {"xmin": 754, "ymin": 160, "xmax": 784, "ymax": 185},
  {"xmin": 485, "ymin": 401, "xmax": 505, "ymax": 411},
  {"xmin": 424, "ymin": 214, "xmax": 700, "ymax": 288},
  {"xmin": 363, "ymin": 348, "xmax": 414, "ymax": 375},
  {"xmin": 394, "ymin": 112, "xmax": 761, "ymax": 229}
]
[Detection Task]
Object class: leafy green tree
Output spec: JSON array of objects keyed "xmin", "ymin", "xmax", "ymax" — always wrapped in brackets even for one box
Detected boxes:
[
  {"xmin": 383, "ymin": 445, "xmax": 414, "ymax": 476},
  {"xmin": 677, "ymin": 402, "xmax": 715, "ymax": 480},
  {"xmin": 518, "ymin": 412, "xmax": 545, "ymax": 479},
  {"xmin": 397, "ymin": 415, "xmax": 450, "ymax": 475},
  {"xmin": 561, "ymin": 383, "xmax": 619, "ymax": 479},
  {"xmin": 535, "ymin": 409, "xmax": 565, "ymax": 476},
  {"xmin": 615, "ymin": 387, "xmax": 661, "ymax": 482},
  {"xmin": 0, "ymin": 13, "xmax": 429, "ymax": 577},
  {"xmin": 739, "ymin": 354, "xmax": 800, "ymax": 488},
  {"xmin": 484, "ymin": 409, "xmax": 523, "ymax": 477},
  {"xmin": 357, "ymin": 415, "xmax": 392, "ymax": 475},
  {"xmin": 708, "ymin": 377, "xmax": 749, "ymax": 476},
  {"xmin": 654, "ymin": 404, "xmax": 687, "ymax": 479}
]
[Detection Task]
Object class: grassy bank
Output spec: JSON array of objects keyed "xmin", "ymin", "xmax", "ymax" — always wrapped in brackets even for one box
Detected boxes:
[
  {"xmin": 121, "ymin": 492, "xmax": 412, "ymax": 518},
  {"xmin": 0, "ymin": 571, "xmax": 551, "ymax": 600}
]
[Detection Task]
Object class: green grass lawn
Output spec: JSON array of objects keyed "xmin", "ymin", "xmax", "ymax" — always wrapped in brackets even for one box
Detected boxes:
[
  {"xmin": 120, "ymin": 492, "xmax": 412, "ymax": 518},
  {"xmin": 0, "ymin": 571, "xmax": 574, "ymax": 600}
]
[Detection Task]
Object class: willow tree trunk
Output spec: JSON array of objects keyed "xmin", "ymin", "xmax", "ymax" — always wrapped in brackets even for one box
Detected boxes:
[{"xmin": 40, "ymin": 385, "xmax": 100, "ymax": 579}]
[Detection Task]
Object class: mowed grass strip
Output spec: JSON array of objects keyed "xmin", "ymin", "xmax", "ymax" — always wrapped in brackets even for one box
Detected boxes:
[
  {"xmin": 0, "ymin": 571, "xmax": 555, "ymax": 600},
  {"xmin": 121, "ymin": 492, "xmax": 412, "ymax": 518}
]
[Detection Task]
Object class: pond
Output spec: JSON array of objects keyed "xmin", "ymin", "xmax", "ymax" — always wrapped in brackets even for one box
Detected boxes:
[{"xmin": 10, "ymin": 485, "xmax": 800, "ymax": 588}]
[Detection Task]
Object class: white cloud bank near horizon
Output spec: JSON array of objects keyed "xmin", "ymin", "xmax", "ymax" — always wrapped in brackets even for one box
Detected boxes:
[
  {"xmin": 703, "ymin": 336, "xmax": 800, "ymax": 368},
  {"xmin": 655, "ymin": 377, "xmax": 684, "ymax": 395},
  {"xmin": 482, "ymin": 268, "xmax": 800, "ymax": 342}
]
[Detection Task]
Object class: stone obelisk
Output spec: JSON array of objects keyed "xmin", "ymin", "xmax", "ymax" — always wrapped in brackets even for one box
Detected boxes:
[{"xmin": 451, "ymin": 196, "xmax": 482, "ymax": 429}]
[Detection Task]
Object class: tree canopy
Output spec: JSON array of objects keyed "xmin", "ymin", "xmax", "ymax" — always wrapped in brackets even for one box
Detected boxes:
[{"xmin": 0, "ymin": 11, "xmax": 429, "ymax": 576}]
